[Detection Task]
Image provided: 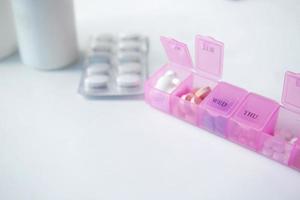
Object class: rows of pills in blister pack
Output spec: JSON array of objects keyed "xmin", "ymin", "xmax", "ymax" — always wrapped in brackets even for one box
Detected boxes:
[{"xmin": 79, "ymin": 34, "xmax": 148, "ymax": 97}]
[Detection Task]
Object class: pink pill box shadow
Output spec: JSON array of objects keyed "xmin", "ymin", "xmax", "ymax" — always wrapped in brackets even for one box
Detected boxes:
[{"xmin": 144, "ymin": 35, "xmax": 300, "ymax": 172}]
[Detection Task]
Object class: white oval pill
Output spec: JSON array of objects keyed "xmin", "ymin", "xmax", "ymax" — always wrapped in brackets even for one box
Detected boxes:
[
  {"xmin": 118, "ymin": 52, "xmax": 142, "ymax": 63},
  {"xmin": 164, "ymin": 70, "xmax": 177, "ymax": 79},
  {"xmin": 119, "ymin": 34, "xmax": 144, "ymax": 41},
  {"xmin": 116, "ymin": 74, "xmax": 141, "ymax": 87},
  {"xmin": 119, "ymin": 41, "xmax": 141, "ymax": 51},
  {"xmin": 88, "ymin": 52, "xmax": 111, "ymax": 64},
  {"xmin": 84, "ymin": 75, "xmax": 109, "ymax": 88},
  {"xmin": 95, "ymin": 34, "xmax": 114, "ymax": 42},
  {"xmin": 155, "ymin": 75, "xmax": 174, "ymax": 93},
  {"xmin": 86, "ymin": 63, "xmax": 110, "ymax": 75},
  {"xmin": 91, "ymin": 43, "xmax": 113, "ymax": 52},
  {"xmin": 118, "ymin": 63, "xmax": 142, "ymax": 74}
]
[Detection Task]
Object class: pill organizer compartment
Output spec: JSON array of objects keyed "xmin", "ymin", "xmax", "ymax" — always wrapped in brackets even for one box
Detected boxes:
[
  {"xmin": 259, "ymin": 128, "xmax": 295, "ymax": 165},
  {"xmin": 170, "ymin": 73, "xmax": 217, "ymax": 125},
  {"xmin": 228, "ymin": 93, "xmax": 280, "ymax": 150},
  {"xmin": 259, "ymin": 108, "xmax": 300, "ymax": 165},
  {"xmin": 198, "ymin": 82, "xmax": 248, "ymax": 137},
  {"xmin": 258, "ymin": 72, "xmax": 300, "ymax": 166},
  {"xmin": 145, "ymin": 36, "xmax": 195, "ymax": 113},
  {"xmin": 145, "ymin": 35, "xmax": 223, "ymax": 117},
  {"xmin": 170, "ymin": 36, "xmax": 224, "ymax": 125},
  {"xmin": 144, "ymin": 65, "xmax": 190, "ymax": 113}
]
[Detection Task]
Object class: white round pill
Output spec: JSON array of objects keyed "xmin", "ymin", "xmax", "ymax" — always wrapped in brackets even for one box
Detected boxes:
[
  {"xmin": 86, "ymin": 63, "xmax": 110, "ymax": 75},
  {"xmin": 116, "ymin": 74, "xmax": 141, "ymax": 88},
  {"xmin": 171, "ymin": 78, "xmax": 180, "ymax": 86},
  {"xmin": 164, "ymin": 70, "xmax": 177, "ymax": 79},
  {"xmin": 84, "ymin": 74, "xmax": 109, "ymax": 88},
  {"xmin": 118, "ymin": 63, "xmax": 142, "ymax": 74}
]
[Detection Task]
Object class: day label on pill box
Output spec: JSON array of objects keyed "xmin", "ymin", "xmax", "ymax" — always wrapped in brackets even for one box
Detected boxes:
[
  {"xmin": 238, "ymin": 108, "xmax": 261, "ymax": 124},
  {"xmin": 202, "ymin": 42, "xmax": 215, "ymax": 53},
  {"xmin": 195, "ymin": 38, "xmax": 223, "ymax": 79},
  {"xmin": 233, "ymin": 93, "xmax": 280, "ymax": 129},
  {"xmin": 207, "ymin": 96, "xmax": 234, "ymax": 113}
]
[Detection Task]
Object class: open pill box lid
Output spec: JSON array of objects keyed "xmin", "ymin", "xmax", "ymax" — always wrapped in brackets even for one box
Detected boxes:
[
  {"xmin": 282, "ymin": 71, "xmax": 300, "ymax": 114},
  {"xmin": 160, "ymin": 35, "xmax": 224, "ymax": 80}
]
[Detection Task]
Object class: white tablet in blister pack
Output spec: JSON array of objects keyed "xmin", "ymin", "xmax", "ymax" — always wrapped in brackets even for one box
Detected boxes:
[{"xmin": 78, "ymin": 34, "xmax": 149, "ymax": 97}]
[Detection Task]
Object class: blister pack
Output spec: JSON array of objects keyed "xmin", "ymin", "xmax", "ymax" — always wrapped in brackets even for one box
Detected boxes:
[{"xmin": 78, "ymin": 34, "xmax": 149, "ymax": 97}]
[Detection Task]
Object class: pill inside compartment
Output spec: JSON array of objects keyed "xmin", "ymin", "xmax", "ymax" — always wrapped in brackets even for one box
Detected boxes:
[
  {"xmin": 198, "ymin": 82, "xmax": 248, "ymax": 137},
  {"xmin": 258, "ymin": 107, "xmax": 300, "ymax": 165},
  {"xmin": 169, "ymin": 73, "xmax": 217, "ymax": 125},
  {"xmin": 259, "ymin": 72, "xmax": 300, "ymax": 166},
  {"xmin": 227, "ymin": 93, "xmax": 280, "ymax": 150},
  {"xmin": 144, "ymin": 65, "xmax": 190, "ymax": 113}
]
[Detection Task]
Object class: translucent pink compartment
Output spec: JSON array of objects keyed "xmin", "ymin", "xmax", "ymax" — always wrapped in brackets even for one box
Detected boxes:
[
  {"xmin": 144, "ymin": 65, "xmax": 190, "ymax": 113},
  {"xmin": 170, "ymin": 74, "xmax": 217, "ymax": 125},
  {"xmin": 257, "ymin": 106, "xmax": 300, "ymax": 166},
  {"xmin": 198, "ymin": 82, "xmax": 248, "ymax": 137},
  {"xmin": 228, "ymin": 93, "xmax": 280, "ymax": 150},
  {"xmin": 145, "ymin": 35, "xmax": 223, "ymax": 115},
  {"xmin": 259, "ymin": 131, "xmax": 294, "ymax": 165},
  {"xmin": 260, "ymin": 71, "xmax": 300, "ymax": 168}
]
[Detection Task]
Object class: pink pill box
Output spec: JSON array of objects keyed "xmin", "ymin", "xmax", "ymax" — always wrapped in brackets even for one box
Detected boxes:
[{"xmin": 144, "ymin": 35, "xmax": 300, "ymax": 172}]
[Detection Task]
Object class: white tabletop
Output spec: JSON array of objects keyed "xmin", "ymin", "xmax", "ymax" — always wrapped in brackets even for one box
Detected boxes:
[{"xmin": 1, "ymin": 0, "xmax": 300, "ymax": 199}]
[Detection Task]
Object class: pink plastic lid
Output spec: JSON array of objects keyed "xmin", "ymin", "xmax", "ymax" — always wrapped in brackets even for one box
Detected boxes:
[
  {"xmin": 203, "ymin": 82, "xmax": 248, "ymax": 117},
  {"xmin": 233, "ymin": 93, "xmax": 280, "ymax": 130},
  {"xmin": 195, "ymin": 35, "xmax": 224, "ymax": 80},
  {"xmin": 282, "ymin": 71, "xmax": 300, "ymax": 114},
  {"xmin": 160, "ymin": 36, "xmax": 193, "ymax": 68}
]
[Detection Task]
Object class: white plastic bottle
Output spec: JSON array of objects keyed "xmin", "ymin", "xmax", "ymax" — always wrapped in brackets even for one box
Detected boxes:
[
  {"xmin": 11, "ymin": 0, "xmax": 79, "ymax": 70},
  {"xmin": 0, "ymin": 0, "xmax": 17, "ymax": 60}
]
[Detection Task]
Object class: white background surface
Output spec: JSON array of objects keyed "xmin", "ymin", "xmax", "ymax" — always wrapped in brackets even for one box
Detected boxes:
[{"xmin": 1, "ymin": 0, "xmax": 300, "ymax": 199}]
